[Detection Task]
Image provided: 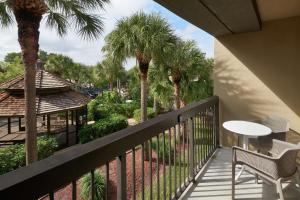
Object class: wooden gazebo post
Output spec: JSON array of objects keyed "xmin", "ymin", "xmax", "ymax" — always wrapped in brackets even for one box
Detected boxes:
[
  {"xmin": 18, "ymin": 117, "xmax": 22, "ymax": 131},
  {"xmin": 7, "ymin": 117, "xmax": 11, "ymax": 134},
  {"xmin": 75, "ymin": 110, "xmax": 79, "ymax": 144},
  {"xmin": 66, "ymin": 111, "xmax": 69, "ymax": 146},
  {"xmin": 47, "ymin": 114, "xmax": 51, "ymax": 135}
]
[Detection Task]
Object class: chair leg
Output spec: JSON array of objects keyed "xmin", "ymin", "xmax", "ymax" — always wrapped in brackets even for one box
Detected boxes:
[
  {"xmin": 296, "ymin": 171, "xmax": 300, "ymax": 189},
  {"xmin": 276, "ymin": 179, "xmax": 284, "ymax": 200},
  {"xmin": 232, "ymin": 162, "xmax": 235, "ymax": 200},
  {"xmin": 255, "ymin": 173, "xmax": 259, "ymax": 184}
]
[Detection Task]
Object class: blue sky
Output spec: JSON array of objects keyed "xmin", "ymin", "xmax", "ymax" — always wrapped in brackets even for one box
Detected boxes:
[{"xmin": 0, "ymin": 0, "xmax": 214, "ymax": 70}]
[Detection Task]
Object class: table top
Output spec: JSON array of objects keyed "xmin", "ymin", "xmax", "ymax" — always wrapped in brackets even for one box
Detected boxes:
[{"xmin": 223, "ymin": 120, "xmax": 272, "ymax": 137}]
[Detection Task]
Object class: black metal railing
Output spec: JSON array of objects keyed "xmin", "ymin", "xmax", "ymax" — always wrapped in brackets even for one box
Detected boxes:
[{"xmin": 0, "ymin": 96, "xmax": 219, "ymax": 200}]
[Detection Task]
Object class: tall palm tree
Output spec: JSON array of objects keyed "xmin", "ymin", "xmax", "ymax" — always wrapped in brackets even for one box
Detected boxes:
[
  {"xmin": 103, "ymin": 12, "xmax": 175, "ymax": 122},
  {"xmin": 160, "ymin": 39, "xmax": 203, "ymax": 109},
  {"xmin": 97, "ymin": 56, "xmax": 124, "ymax": 91},
  {"xmin": 0, "ymin": 0, "xmax": 110, "ymax": 164}
]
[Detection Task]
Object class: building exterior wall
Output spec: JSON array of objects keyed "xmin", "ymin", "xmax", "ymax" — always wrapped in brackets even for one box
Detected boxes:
[{"xmin": 214, "ymin": 16, "xmax": 300, "ymax": 147}]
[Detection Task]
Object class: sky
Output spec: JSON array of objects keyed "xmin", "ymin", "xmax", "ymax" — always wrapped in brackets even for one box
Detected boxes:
[{"xmin": 0, "ymin": 0, "xmax": 214, "ymax": 70}]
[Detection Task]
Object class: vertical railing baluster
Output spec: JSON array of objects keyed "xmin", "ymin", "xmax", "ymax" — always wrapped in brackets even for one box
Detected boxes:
[
  {"xmin": 156, "ymin": 135, "xmax": 160, "ymax": 200},
  {"xmin": 49, "ymin": 192, "xmax": 54, "ymax": 200},
  {"xmin": 141, "ymin": 144, "xmax": 145, "ymax": 200},
  {"xmin": 188, "ymin": 117, "xmax": 195, "ymax": 182},
  {"xmin": 163, "ymin": 131, "xmax": 166, "ymax": 200},
  {"xmin": 91, "ymin": 170, "xmax": 95, "ymax": 200},
  {"xmin": 168, "ymin": 128, "xmax": 172, "ymax": 200},
  {"xmin": 72, "ymin": 180, "xmax": 77, "ymax": 200},
  {"xmin": 178, "ymin": 124, "xmax": 182, "ymax": 192},
  {"xmin": 150, "ymin": 138, "xmax": 153, "ymax": 200},
  {"xmin": 105, "ymin": 162, "xmax": 109, "ymax": 200},
  {"xmin": 132, "ymin": 148, "xmax": 136, "ymax": 200},
  {"xmin": 197, "ymin": 114, "xmax": 200, "ymax": 170},
  {"xmin": 117, "ymin": 154, "xmax": 126, "ymax": 200},
  {"xmin": 205, "ymin": 108, "xmax": 208, "ymax": 162},
  {"xmin": 183, "ymin": 122, "xmax": 186, "ymax": 186},
  {"xmin": 174, "ymin": 126, "xmax": 177, "ymax": 197},
  {"xmin": 216, "ymin": 100, "xmax": 220, "ymax": 147}
]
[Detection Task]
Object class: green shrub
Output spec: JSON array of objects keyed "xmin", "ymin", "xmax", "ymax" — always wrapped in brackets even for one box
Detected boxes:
[
  {"xmin": 133, "ymin": 107, "xmax": 156, "ymax": 122},
  {"xmin": 151, "ymin": 135, "xmax": 174, "ymax": 164},
  {"xmin": 81, "ymin": 170, "xmax": 105, "ymax": 200},
  {"xmin": 95, "ymin": 91, "xmax": 122, "ymax": 104},
  {"xmin": 79, "ymin": 114, "xmax": 128, "ymax": 143},
  {"xmin": 37, "ymin": 136, "xmax": 58, "ymax": 160},
  {"xmin": 0, "ymin": 136, "xmax": 58, "ymax": 175},
  {"xmin": 119, "ymin": 102, "xmax": 139, "ymax": 118}
]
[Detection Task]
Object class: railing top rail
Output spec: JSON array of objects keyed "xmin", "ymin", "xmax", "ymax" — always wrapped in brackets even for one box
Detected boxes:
[{"xmin": 0, "ymin": 96, "xmax": 219, "ymax": 199}]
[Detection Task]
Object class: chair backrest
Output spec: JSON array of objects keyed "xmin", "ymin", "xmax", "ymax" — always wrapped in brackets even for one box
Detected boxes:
[
  {"xmin": 277, "ymin": 142, "xmax": 300, "ymax": 178},
  {"xmin": 262, "ymin": 115, "xmax": 289, "ymax": 133}
]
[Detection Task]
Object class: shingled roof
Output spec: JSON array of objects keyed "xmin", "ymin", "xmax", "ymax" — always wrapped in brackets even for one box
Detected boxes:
[
  {"xmin": 0, "ymin": 70, "xmax": 72, "ymax": 90},
  {"xmin": 0, "ymin": 69, "xmax": 90, "ymax": 117}
]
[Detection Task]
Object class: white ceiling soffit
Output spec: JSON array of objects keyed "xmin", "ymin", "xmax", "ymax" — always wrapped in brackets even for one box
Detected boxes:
[
  {"xmin": 154, "ymin": 0, "xmax": 261, "ymax": 36},
  {"xmin": 256, "ymin": 0, "xmax": 300, "ymax": 22}
]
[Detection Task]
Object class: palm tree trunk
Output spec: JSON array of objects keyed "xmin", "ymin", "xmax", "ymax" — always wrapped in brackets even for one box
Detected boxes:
[
  {"xmin": 140, "ymin": 70, "xmax": 148, "ymax": 122},
  {"xmin": 153, "ymin": 96, "xmax": 158, "ymax": 116},
  {"xmin": 174, "ymin": 81, "xmax": 181, "ymax": 110},
  {"xmin": 15, "ymin": 11, "xmax": 41, "ymax": 164},
  {"xmin": 109, "ymin": 81, "xmax": 113, "ymax": 91},
  {"xmin": 139, "ymin": 62, "xmax": 149, "ymax": 160}
]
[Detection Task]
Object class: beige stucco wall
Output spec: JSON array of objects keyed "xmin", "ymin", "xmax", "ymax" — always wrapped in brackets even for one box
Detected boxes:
[{"xmin": 214, "ymin": 16, "xmax": 300, "ymax": 147}]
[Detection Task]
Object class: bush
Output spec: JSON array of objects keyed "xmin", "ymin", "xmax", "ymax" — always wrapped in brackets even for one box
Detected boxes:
[
  {"xmin": 79, "ymin": 114, "xmax": 128, "ymax": 143},
  {"xmin": 81, "ymin": 170, "xmax": 105, "ymax": 200},
  {"xmin": 119, "ymin": 102, "xmax": 139, "ymax": 118},
  {"xmin": 133, "ymin": 107, "xmax": 156, "ymax": 122},
  {"xmin": 95, "ymin": 91, "xmax": 122, "ymax": 104},
  {"xmin": 0, "ymin": 136, "xmax": 58, "ymax": 175},
  {"xmin": 151, "ymin": 135, "xmax": 174, "ymax": 164}
]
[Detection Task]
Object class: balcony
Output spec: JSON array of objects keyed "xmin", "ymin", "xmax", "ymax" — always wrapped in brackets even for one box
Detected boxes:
[
  {"xmin": 181, "ymin": 148, "xmax": 300, "ymax": 200},
  {"xmin": 0, "ymin": 96, "xmax": 299, "ymax": 199}
]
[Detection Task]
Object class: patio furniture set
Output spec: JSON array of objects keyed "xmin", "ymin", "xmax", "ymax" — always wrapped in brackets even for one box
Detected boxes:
[{"xmin": 224, "ymin": 116, "xmax": 300, "ymax": 200}]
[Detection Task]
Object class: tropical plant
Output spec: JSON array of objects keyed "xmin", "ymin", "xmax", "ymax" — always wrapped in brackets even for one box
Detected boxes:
[
  {"xmin": 103, "ymin": 12, "xmax": 175, "ymax": 122},
  {"xmin": 158, "ymin": 39, "xmax": 206, "ymax": 109},
  {"xmin": 96, "ymin": 56, "xmax": 124, "ymax": 91},
  {"xmin": 148, "ymin": 64, "xmax": 173, "ymax": 112},
  {"xmin": 0, "ymin": 0, "xmax": 110, "ymax": 164},
  {"xmin": 81, "ymin": 170, "xmax": 105, "ymax": 200}
]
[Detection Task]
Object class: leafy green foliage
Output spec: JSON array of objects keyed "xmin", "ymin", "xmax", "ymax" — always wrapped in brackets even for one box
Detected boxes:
[
  {"xmin": 0, "ymin": 58, "xmax": 23, "ymax": 84},
  {"xmin": 133, "ymin": 107, "xmax": 155, "ymax": 122},
  {"xmin": 151, "ymin": 135, "xmax": 174, "ymax": 164},
  {"xmin": 79, "ymin": 114, "xmax": 128, "ymax": 144},
  {"xmin": 80, "ymin": 170, "xmax": 105, "ymax": 200},
  {"xmin": 0, "ymin": 136, "xmax": 58, "ymax": 175}
]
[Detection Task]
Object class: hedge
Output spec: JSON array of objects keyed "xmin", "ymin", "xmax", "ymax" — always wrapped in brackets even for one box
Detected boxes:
[
  {"xmin": 0, "ymin": 136, "xmax": 58, "ymax": 175},
  {"xmin": 88, "ymin": 100, "xmax": 139, "ymax": 121},
  {"xmin": 81, "ymin": 170, "xmax": 105, "ymax": 200},
  {"xmin": 133, "ymin": 107, "xmax": 156, "ymax": 122},
  {"xmin": 79, "ymin": 114, "xmax": 128, "ymax": 144}
]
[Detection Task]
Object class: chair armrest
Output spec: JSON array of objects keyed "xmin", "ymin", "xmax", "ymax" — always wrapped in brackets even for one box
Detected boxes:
[
  {"xmin": 232, "ymin": 146, "xmax": 280, "ymax": 179},
  {"xmin": 269, "ymin": 139, "xmax": 296, "ymax": 157}
]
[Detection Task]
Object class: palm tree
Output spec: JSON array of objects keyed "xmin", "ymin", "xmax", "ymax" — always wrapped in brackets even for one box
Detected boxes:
[
  {"xmin": 97, "ymin": 56, "xmax": 124, "ymax": 91},
  {"xmin": 103, "ymin": 12, "xmax": 175, "ymax": 122},
  {"xmin": 160, "ymin": 39, "xmax": 203, "ymax": 109},
  {"xmin": 0, "ymin": 0, "xmax": 110, "ymax": 164}
]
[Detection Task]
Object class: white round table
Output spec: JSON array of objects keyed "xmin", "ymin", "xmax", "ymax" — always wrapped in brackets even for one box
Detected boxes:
[{"xmin": 223, "ymin": 120, "xmax": 272, "ymax": 181}]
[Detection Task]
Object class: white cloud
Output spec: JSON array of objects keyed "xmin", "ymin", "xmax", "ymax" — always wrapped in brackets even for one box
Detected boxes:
[{"xmin": 0, "ymin": 0, "xmax": 213, "ymax": 70}]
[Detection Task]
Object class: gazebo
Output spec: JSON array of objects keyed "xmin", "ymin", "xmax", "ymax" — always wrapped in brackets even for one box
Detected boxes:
[{"xmin": 0, "ymin": 65, "xmax": 90, "ymax": 146}]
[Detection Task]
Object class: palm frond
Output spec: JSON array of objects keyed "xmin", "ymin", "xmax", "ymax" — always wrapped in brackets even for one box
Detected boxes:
[
  {"xmin": 0, "ymin": 1, "xmax": 13, "ymax": 27},
  {"xmin": 45, "ymin": 0, "xmax": 108, "ymax": 40},
  {"xmin": 45, "ymin": 11, "xmax": 68, "ymax": 36}
]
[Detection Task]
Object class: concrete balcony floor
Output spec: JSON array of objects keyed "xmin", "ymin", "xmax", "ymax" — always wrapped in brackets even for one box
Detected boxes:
[{"xmin": 181, "ymin": 148, "xmax": 300, "ymax": 200}]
